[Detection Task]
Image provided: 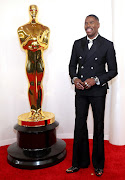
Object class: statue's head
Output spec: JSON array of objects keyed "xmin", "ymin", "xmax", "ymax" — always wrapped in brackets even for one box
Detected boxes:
[{"xmin": 29, "ymin": 5, "xmax": 38, "ymax": 19}]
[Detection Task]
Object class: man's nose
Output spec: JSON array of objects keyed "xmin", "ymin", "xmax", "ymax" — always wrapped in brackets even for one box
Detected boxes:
[{"xmin": 87, "ymin": 23, "xmax": 91, "ymax": 27}]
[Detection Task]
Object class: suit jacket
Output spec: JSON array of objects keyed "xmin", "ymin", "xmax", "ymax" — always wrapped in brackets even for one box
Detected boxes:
[{"xmin": 69, "ymin": 35, "xmax": 118, "ymax": 96}]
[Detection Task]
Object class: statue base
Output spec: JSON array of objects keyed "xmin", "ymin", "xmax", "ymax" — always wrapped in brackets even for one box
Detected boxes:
[
  {"xmin": 18, "ymin": 111, "xmax": 55, "ymax": 127},
  {"xmin": 7, "ymin": 122, "xmax": 66, "ymax": 169}
]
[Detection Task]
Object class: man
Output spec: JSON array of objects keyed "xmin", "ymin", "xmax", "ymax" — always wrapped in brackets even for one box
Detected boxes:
[
  {"xmin": 66, "ymin": 15, "xmax": 118, "ymax": 176},
  {"xmin": 17, "ymin": 5, "xmax": 50, "ymax": 120}
]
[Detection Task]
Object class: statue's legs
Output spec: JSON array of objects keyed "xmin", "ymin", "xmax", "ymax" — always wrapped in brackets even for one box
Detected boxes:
[
  {"xmin": 36, "ymin": 59, "xmax": 44, "ymax": 117},
  {"xmin": 37, "ymin": 73, "xmax": 43, "ymax": 109},
  {"xmin": 27, "ymin": 71, "xmax": 37, "ymax": 110},
  {"xmin": 26, "ymin": 57, "xmax": 44, "ymax": 120}
]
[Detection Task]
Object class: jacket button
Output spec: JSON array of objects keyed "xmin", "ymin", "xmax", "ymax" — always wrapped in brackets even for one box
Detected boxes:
[
  {"xmin": 81, "ymin": 75, "xmax": 83, "ymax": 78},
  {"xmin": 79, "ymin": 56, "xmax": 82, "ymax": 59},
  {"xmin": 95, "ymin": 57, "xmax": 98, "ymax": 60},
  {"xmin": 81, "ymin": 66, "xmax": 84, "ymax": 69},
  {"xmin": 91, "ymin": 67, "xmax": 94, "ymax": 69}
]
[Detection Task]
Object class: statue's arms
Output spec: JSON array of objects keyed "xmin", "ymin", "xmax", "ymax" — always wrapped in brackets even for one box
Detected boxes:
[
  {"xmin": 17, "ymin": 25, "xmax": 50, "ymax": 51},
  {"xmin": 17, "ymin": 27, "xmax": 31, "ymax": 48},
  {"xmin": 37, "ymin": 27, "xmax": 50, "ymax": 50}
]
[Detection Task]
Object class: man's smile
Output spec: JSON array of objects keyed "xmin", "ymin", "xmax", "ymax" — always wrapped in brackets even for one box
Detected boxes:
[{"xmin": 86, "ymin": 27, "xmax": 93, "ymax": 33}]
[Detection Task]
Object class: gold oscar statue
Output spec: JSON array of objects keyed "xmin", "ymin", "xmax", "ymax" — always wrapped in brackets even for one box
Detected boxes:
[
  {"xmin": 7, "ymin": 5, "xmax": 66, "ymax": 169},
  {"xmin": 17, "ymin": 5, "xmax": 54, "ymax": 126}
]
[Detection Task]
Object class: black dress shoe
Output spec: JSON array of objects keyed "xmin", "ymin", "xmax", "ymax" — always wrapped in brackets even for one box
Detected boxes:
[
  {"xmin": 66, "ymin": 166, "xmax": 80, "ymax": 173},
  {"xmin": 94, "ymin": 168, "xmax": 103, "ymax": 176}
]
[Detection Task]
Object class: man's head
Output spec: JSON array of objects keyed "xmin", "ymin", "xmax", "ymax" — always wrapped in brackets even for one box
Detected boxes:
[
  {"xmin": 29, "ymin": 5, "xmax": 38, "ymax": 18},
  {"xmin": 84, "ymin": 14, "xmax": 100, "ymax": 39}
]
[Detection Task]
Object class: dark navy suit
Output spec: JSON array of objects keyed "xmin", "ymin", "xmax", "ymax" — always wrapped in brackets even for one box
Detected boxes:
[{"xmin": 69, "ymin": 35, "xmax": 118, "ymax": 169}]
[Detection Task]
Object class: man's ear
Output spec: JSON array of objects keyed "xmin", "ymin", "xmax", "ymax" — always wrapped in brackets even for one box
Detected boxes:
[{"xmin": 98, "ymin": 22, "xmax": 100, "ymax": 29}]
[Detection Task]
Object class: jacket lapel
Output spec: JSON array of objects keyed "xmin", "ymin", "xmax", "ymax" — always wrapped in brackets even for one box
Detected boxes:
[
  {"xmin": 80, "ymin": 37, "xmax": 88, "ymax": 60},
  {"xmin": 84, "ymin": 35, "xmax": 102, "ymax": 63}
]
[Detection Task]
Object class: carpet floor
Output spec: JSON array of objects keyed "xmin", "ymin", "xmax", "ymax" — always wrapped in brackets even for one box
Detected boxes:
[{"xmin": 0, "ymin": 139, "xmax": 125, "ymax": 180}]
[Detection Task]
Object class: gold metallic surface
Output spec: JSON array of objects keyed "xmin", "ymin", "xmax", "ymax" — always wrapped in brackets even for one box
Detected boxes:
[
  {"xmin": 17, "ymin": 5, "xmax": 50, "ymax": 122},
  {"xmin": 18, "ymin": 111, "xmax": 55, "ymax": 127}
]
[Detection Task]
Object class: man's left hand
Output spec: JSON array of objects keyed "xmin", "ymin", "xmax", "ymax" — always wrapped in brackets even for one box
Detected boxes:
[{"xmin": 83, "ymin": 78, "xmax": 95, "ymax": 89}]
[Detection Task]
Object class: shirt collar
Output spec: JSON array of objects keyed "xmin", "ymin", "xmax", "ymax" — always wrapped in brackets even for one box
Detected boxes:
[{"xmin": 87, "ymin": 33, "xmax": 99, "ymax": 42}]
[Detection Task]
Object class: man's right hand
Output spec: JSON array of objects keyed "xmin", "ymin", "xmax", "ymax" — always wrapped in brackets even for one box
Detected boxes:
[{"xmin": 74, "ymin": 78, "xmax": 84, "ymax": 90}]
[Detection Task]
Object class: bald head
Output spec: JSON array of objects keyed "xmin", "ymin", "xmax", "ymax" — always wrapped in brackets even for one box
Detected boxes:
[{"xmin": 29, "ymin": 5, "xmax": 38, "ymax": 18}]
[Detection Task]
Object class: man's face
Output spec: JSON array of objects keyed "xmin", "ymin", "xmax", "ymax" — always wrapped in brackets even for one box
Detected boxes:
[
  {"xmin": 84, "ymin": 16, "xmax": 100, "ymax": 39},
  {"xmin": 29, "ymin": 5, "xmax": 38, "ymax": 18}
]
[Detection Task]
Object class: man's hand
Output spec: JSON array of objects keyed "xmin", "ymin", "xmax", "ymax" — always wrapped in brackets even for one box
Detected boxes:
[
  {"xmin": 83, "ymin": 78, "xmax": 95, "ymax": 89},
  {"xmin": 74, "ymin": 78, "xmax": 84, "ymax": 90}
]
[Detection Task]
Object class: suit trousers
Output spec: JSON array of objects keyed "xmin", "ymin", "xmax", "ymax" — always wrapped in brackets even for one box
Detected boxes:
[{"xmin": 72, "ymin": 94, "xmax": 106, "ymax": 169}]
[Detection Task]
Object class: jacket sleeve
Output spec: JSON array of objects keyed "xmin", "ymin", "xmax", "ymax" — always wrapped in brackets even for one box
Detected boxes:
[
  {"xmin": 69, "ymin": 41, "xmax": 78, "ymax": 80},
  {"xmin": 98, "ymin": 42, "xmax": 118, "ymax": 85}
]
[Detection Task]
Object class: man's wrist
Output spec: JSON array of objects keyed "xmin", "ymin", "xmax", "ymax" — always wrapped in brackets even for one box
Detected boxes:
[
  {"xmin": 91, "ymin": 76, "xmax": 100, "ymax": 85},
  {"xmin": 72, "ymin": 77, "xmax": 78, "ymax": 84}
]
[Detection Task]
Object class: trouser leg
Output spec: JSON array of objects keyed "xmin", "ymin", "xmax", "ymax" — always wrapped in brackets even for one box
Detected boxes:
[
  {"xmin": 90, "ymin": 96, "xmax": 106, "ymax": 169},
  {"xmin": 72, "ymin": 94, "xmax": 90, "ymax": 168}
]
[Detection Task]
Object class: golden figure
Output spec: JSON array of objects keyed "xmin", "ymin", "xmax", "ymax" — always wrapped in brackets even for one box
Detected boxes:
[{"xmin": 17, "ymin": 5, "xmax": 51, "ymax": 123}]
